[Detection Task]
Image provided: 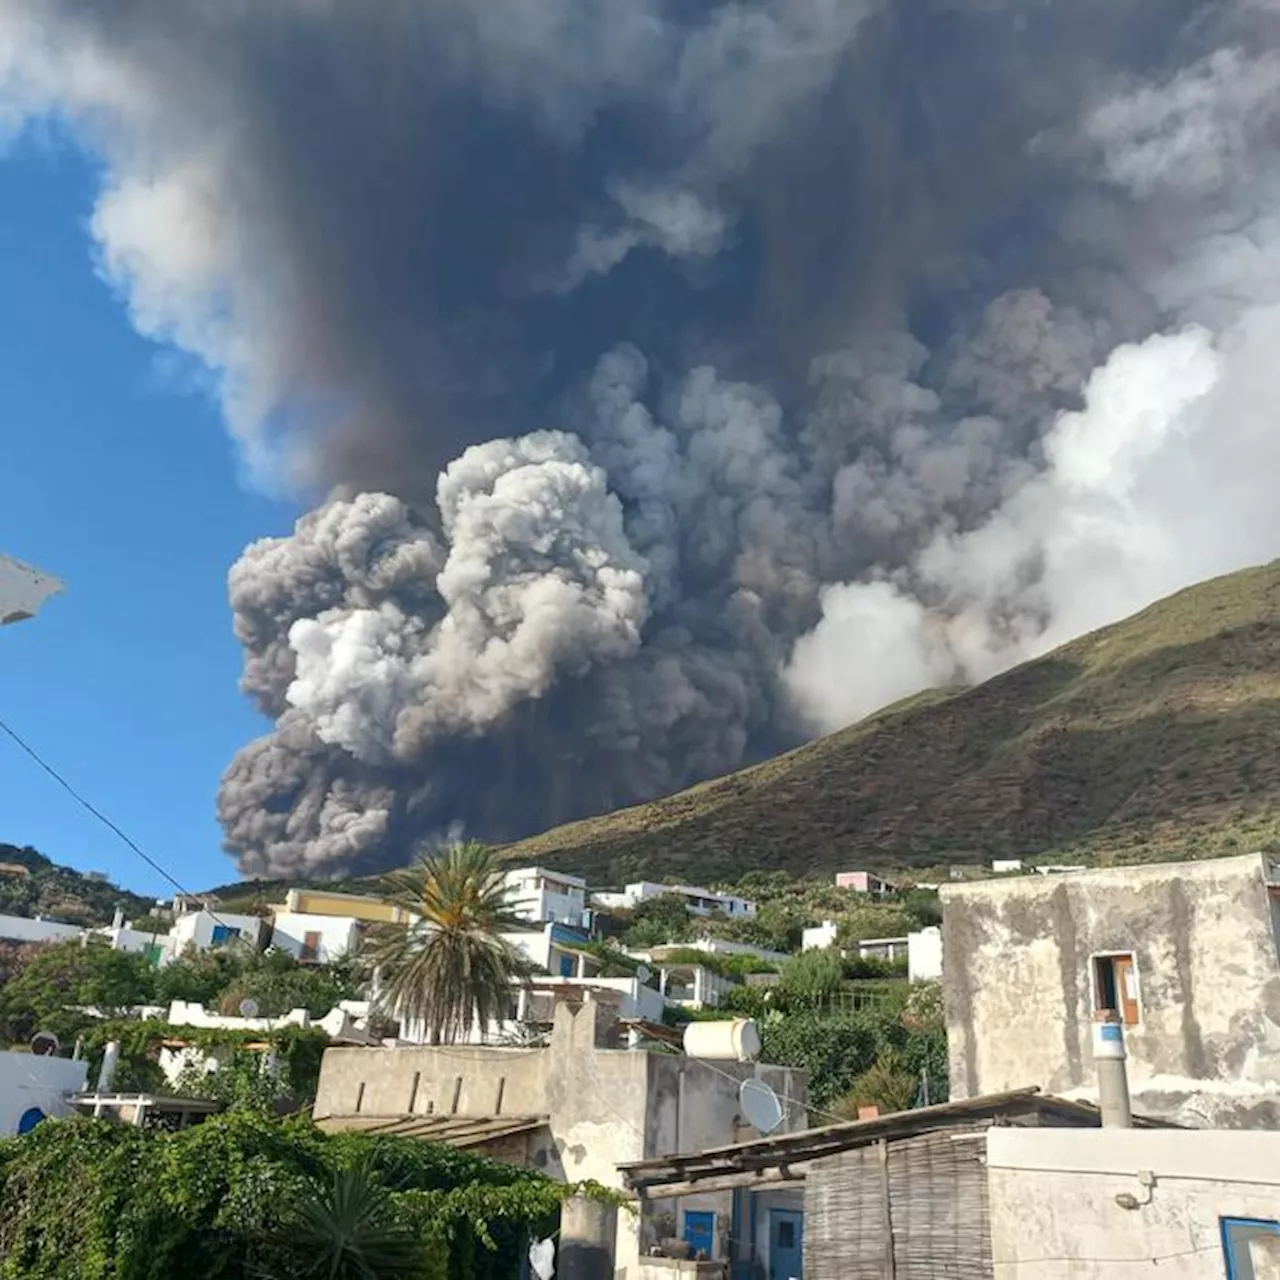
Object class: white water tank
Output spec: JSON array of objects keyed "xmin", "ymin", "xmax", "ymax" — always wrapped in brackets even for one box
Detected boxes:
[{"xmin": 682, "ymin": 1018, "xmax": 761, "ymax": 1062}]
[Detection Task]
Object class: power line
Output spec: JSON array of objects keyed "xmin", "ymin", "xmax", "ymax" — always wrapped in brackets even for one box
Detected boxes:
[{"xmin": 0, "ymin": 712, "xmax": 214, "ymax": 911}]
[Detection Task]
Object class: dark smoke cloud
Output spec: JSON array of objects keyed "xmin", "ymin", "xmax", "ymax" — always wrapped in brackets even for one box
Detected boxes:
[{"xmin": 4, "ymin": 0, "xmax": 1280, "ymax": 876}]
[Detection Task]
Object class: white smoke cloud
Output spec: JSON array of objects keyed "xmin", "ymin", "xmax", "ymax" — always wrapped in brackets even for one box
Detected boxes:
[{"xmin": 286, "ymin": 432, "xmax": 649, "ymax": 761}]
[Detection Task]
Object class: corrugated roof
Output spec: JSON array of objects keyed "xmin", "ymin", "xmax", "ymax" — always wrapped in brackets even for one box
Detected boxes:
[{"xmin": 315, "ymin": 1112, "xmax": 548, "ymax": 1147}]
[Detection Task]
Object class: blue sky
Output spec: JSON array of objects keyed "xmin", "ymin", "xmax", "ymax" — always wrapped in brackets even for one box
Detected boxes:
[{"xmin": 1, "ymin": 139, "xmax": 296, "ymax": 897}]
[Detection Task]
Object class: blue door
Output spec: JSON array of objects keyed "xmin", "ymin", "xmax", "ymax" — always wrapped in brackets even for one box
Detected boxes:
[
  {"xmin": 683, "ymin": 1210, "xmax": 715, "ymax": 1260},
  {"xmin": 769, "ymin": 1209, "xmax": 803, "ymax": 1280}
]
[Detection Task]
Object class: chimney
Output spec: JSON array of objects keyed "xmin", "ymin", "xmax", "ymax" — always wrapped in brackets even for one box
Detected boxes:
[
  {"xmin": 111, "ymin": 907, "xmax": 125, "ymax": 930},
  {"xmin": 1093, "ymin": 1013, "xmax": 1132, "ymax": 1128},
  {"xmin": 97, "ymin": 1040, "xmax": 120, "ymax": 1092}
]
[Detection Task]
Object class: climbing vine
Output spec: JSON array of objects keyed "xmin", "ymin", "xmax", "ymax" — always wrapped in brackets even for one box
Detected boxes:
[{"xmin": 0, "ymin": 1110, "xmax": 617, "ymax": 1279}]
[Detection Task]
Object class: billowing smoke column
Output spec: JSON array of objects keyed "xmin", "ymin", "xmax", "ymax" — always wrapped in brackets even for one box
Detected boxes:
[{"xmin": 3, "ymin": 0, "xmax": 1280, "ymax": 876}]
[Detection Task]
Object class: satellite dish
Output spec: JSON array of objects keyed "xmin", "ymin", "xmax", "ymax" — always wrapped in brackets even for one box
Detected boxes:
[
  {"xmin": 739, "ymin": 1078, "xmax": 784, "ymax": 1135},
  {"xmin": 635, "ymin": 965, "xmax": 652, "ymax": 984},
  {"xmin": 29, "ymin": 1031, "xmax": 59, "ymax": 1058},
  {"xmin": 238, "ymin": 998, "xmax": 259, "ymax": 1018}
]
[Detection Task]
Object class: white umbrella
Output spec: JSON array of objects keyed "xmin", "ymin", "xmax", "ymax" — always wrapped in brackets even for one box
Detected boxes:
[{"xmin": 0, "ymin": 554, "xmax": 64, "ymax": 626}]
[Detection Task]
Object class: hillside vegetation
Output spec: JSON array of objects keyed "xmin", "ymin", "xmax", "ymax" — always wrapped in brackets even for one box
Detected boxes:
[
  {"xmin": 502, "ymin": 561, "xmax": 1280, "ymax": 885},
  {"xmin": 0, "ymin": 844, "xmax": 154, "ymax": 926}
]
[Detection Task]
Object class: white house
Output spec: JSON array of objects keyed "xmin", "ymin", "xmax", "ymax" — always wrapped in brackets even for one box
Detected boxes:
[
  {"xmin": 991, "ymin": 858, "xmax": 1024, "ymax": 874},
  {"xmin": 501, "ymin": 866, "xmax": 589, "ymax": 927},
  {"xmin": 269, "ymin": 909, "xmax": 363, "ymax": 964},
  {"xmin": 591, "ymin": 880, "xmax": 756, "ymax": 918},
  {"xmin": 0, "ymin": 1050, "xmax": 88, "ymax": 1136},
  {"xmin": 169, "ymin": 908, "xmax": 270, "ymax": 956}
]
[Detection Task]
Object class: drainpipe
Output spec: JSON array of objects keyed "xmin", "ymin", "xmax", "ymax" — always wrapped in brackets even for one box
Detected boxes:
[{"xmin": 1093, "ymin": 1013, "xmax": 1132, "ymax": 1128}]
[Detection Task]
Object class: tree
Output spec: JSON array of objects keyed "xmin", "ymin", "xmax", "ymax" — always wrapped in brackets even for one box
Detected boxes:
[
  {"xmin": 0, "ymin": 939, "xmax": 153, "ymax": 1045},
  {"xmin": 777, "ymin": 948, "xmax": 845, "ymax": 1006},
  {"xmin": 622, "ymin": 894, "xmax": 694, "ymax": 947},
  {"xmin": 367, "ymin": 843, "xmax": 525, "ymax": 1045},
  {"xmin": 216, "ymin": 950, "xmax": 362, "ymax": 1019}
]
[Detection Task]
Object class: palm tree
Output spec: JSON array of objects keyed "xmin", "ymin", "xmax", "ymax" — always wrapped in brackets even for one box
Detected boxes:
[
  {"xmin": 252, "ymin": 1162, "xmax": 423, "ymax": 1279},
  {"xmin": 367, "ymin": 842, "xmax": 525, "ymax": 1045}
]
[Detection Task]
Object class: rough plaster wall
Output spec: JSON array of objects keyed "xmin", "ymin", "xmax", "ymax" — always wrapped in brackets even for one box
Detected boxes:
[
  {"xmin": 942, "ymin": 854, "xmax": 1280, "ymax": 1122},
  {"xmin": 312, "ymin": 1043, "xmax": 551, "ymax": 1119},
  {"xmin": 988, "ymin": 1128, "xmax": 1280, "ymax": 1279}
]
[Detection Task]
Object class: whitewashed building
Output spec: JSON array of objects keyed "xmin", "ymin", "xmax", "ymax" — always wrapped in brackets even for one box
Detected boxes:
[
  {"xmin": 0, "ymin": 1050, "xmax": 87, "ymax": 1136},
  {"xmin": 592, "ymin": 880, "xmax": 756, "ymax": 918},
  {"xmin": 501, "ymin": 866, "xmax": 589, "ymax": 927}
]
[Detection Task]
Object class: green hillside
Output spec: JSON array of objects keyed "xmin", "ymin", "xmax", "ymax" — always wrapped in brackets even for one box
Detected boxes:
[
  {"xmin": 0, "ymin": 844, "xmax": 155, "ymax": 926},
  {"xmin": 502, "ymin": 561, "xmax": 1280, "ymax": 885}
]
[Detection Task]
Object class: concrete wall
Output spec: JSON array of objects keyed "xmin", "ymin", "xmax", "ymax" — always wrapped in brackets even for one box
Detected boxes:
[
  {"xmin": 987, "ymin": 1127, "xmax": 1280, "ymax": 1278},
  {"xmin": 0, "ymin": 1051, "xmax": 88, "ymax": 1135},
  {"xmin": 942, "ymin": 853, "xmax": 1280, "ymax": 1125}
]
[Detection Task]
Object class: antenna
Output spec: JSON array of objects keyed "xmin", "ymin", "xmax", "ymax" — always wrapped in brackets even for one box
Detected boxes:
[{"xmin": 739, "ymin": 1078, "xmax": 784, "ymax": 1134}]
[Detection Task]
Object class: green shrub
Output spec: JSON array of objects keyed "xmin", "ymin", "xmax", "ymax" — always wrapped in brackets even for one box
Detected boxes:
[{"xmin": 0, "ymin": 1110, "xmax": 604, "ymax": 1279}]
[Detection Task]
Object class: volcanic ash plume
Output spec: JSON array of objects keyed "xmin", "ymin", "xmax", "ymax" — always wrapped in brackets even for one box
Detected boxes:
[{"xmin": 4, "ymin": 0, "xmax": 1280, "ymax": 875}]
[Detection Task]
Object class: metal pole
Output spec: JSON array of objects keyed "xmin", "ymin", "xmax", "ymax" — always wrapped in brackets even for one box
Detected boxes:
[{"xmin": 1093, "ymin": 1014, "xmax": 1133, "ymax": 1128}]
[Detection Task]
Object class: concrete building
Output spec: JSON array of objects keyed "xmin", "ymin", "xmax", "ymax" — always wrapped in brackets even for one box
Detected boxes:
[
  {"xmin": 801, "ymin": 921, "xmax": 839, "ymax": 952},
  {"xmin": 592, "ymin": 881, "xmax": 757, "ymax": 918},
  {"xmin": 313, "ymin": 1003, "xmax": 807, "ymax": 1277},
  {"xmin": 266, "ymin": 887, "xmax": 419, "ymax": 963},
  {"xmin": 168, "ymin": 906, "xmax": 270, "ymax": 956},
  {"xmin": 990, "ymin": 858, "xmax": 1024, "ymax": 874},
  {"xmin": 501, "ymin": 866, "xmax": 589, "ymax": 927},
  {"xmin": 802, "ymin": 921, "xmax": 941, "ymax": 981},
  {"xmin": 622, "ymin": 1089, "xmax": 1163, "ymax": 1280},
  {"xmin": 988, "ymin": 1127, "xmax": 1280, "ymax": 1278},
  {"xmin": 941, "ymin": 852, "xmax": 1280, "ymax": 1126},
  {"xmin": 269, "ymin": 908, "xmax": 364, "ymax": 964},
  {"xmin": 834, "ymin": 870, "xmax": 896, "ymax": 897},
  {"xmin": 0, "ymin": 1049, "xmax": 88, "ymax": 1135}
]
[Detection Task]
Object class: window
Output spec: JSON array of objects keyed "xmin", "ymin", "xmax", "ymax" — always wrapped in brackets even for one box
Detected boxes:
[
  {"xmin": 1221, "ymin": 1217, "xmax": 1280, "ymax": 1278},
  {"xmin": 301, "ymin": 931, "xmax": 322, "ymax": 962},
  {"xmin": 776, "ymin": 1219, "xmax": 795, "ymax": 1250},
  {"xmin": 210, "ymin": 924, "xmax": 241, "ymax": 948},
  {"xmin": 1092, "ymin": 952, "xmax": 1140, "ymax": 1026}
]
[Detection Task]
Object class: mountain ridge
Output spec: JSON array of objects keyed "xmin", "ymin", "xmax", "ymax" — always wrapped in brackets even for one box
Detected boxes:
[{"xmin": 500, "ymin": 560, "xmax": 1280, "ymax": 885}]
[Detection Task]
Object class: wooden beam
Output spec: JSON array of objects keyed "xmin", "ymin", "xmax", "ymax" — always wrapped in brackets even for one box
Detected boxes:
[{"xmin": 635, "ymin": 1167, "xmax": 808, "ymax": 1200}]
